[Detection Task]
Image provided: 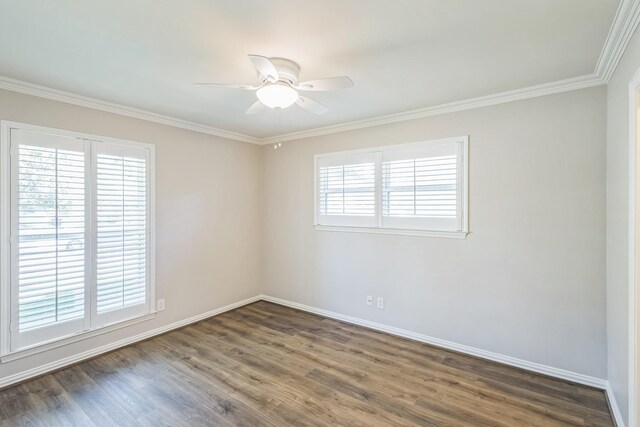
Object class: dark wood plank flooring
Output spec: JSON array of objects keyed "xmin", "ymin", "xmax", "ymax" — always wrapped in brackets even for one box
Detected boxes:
[{"xmin": 0, "ymin": 301, "xmax": 614, "ymax": 426}]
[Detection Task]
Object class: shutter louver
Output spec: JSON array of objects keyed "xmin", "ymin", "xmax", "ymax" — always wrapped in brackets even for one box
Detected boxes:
[
  {"xmin": 319, "ymin": 163, "xmax": 375, "ymax": 216},
  {"xmin": 17, "ymin": 144, "xmax": 85, "ymax": 332},
  {"xmin": 96, "ymin": 153, "xmax": 147, "ymax": 314},
  {"xmin": 382, "ymin": 155, "xmax": 458, "ymax": 218},
  {"xmin": 315, "ymin": 137, "xmax": 466, "ymax": 234}
]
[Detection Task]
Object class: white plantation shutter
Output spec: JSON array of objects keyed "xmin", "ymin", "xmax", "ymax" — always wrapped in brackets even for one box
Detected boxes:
[
  {"xmin": 94, "ymin": 142, "xmax": 150, "ymax": 325},
  {"xmin": 3, "ymin": 122, "xmax": 155, "ymax": 354},
  {"xmin": 317, "ymin": 152, "xmax": 377, "ymax": 227},
  {"xmin": 315, "ymin": 137, "xmax": 467, "ymax": 235},
  {"xmin": 382, "ymin": 141, "xmax": 463, "ymax": 231},
  {"xmin": 319, "ymin": 164, "xmax": 375, "ymax": 215},
  {"xmin": 10, "ymin": 129, "xmax": 88, "ymax": 350}
]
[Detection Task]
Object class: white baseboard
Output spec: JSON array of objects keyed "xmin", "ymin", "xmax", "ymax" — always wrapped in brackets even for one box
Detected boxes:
[
  {"xmin": 605, "ymin": 383, "xmax": 626, "ymax": 427},
  {"xmin": 260, "ymin": 294, "xmax": 608, "ymax": 390},
  {"xmin": 0, "ymin": 295, "xmax": 261, "ymax": 390},
  {"xmin": 0, "ymin": 292, "xmax": 614, "ymax": 412}
]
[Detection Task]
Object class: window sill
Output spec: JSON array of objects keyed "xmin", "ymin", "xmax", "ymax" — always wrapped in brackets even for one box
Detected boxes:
[
  {"xmin": 314, "ymin": 225, "xmax": 468, "ymax": 239},
  {"xmin": 0, "ymin": 311, "xmax": 157, "ymax": 363}
]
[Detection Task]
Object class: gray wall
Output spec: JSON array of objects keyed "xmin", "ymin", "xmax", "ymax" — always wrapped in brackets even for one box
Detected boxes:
[
  {"xmin": 0, "ymin": 82, "xmax": 612, "ymax": 401},
  {"xmin": 0, "ymin": 89, "xmax": 263, "ymax": 382},
  {"xmin": 262, "ymin": 87, "xmax": 608, "ymax": 379},
  {"xmin": 605, "ymin": 23, "xmax": 640, "ymax": 426}
]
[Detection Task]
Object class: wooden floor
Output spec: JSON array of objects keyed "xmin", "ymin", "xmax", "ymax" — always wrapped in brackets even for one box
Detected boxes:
[{"xmin": 0, "ymin": 301, "xmax": 613, "ymax": 426}]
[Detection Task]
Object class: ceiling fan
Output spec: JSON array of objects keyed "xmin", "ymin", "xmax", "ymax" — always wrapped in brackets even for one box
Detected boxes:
[{"xmin": 196, "ymin": 55, "xmax": 354, "ymax": 115}]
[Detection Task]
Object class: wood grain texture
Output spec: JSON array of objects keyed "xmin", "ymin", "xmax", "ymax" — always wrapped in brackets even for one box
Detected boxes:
[{"xmin": 0, "ymin": 301, "xmax": 614, "ymax": 426}]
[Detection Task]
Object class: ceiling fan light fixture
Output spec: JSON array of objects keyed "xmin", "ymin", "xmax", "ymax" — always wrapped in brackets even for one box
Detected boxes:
[
  {"xmin": 257, "ymin": 83, "xmax": 298, "ymax": 109},
  {"xmin": 197, "ymin": 55, "xmax": 352, "ymax": 115}
]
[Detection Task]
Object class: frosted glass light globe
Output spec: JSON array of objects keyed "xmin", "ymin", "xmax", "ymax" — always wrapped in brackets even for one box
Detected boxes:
[{"xmin": 257, "ymin": 83, "xmax": 298, "ymax": 109}]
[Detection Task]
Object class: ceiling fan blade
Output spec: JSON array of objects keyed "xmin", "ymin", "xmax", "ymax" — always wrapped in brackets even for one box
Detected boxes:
[
  {"xmin": 295, "ymin": 76, "xmax": 354, "ymax": 91},
  {"xmin": 196, "ymin": 83, "xmax": 260, "ymax": 90},
  {"xmin": 246, "ymin": 100, "xmax": 267, "ymax": 115},
  {"xmin": 195, "ymin": 83, "xmax": 258, "ymax": 89},
  {"xmin": 296, "ymin": 96, "xmax": 329, "ymax": 115},
  {"xmin": 248, "ymin": 54, "xmax": 279, "ymax": 82}
]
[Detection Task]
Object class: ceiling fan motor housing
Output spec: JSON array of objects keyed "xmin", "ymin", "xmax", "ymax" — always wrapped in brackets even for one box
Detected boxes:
[{"xmin": 262, "ymin": 57, "xmax": 300, "ymax": 85}]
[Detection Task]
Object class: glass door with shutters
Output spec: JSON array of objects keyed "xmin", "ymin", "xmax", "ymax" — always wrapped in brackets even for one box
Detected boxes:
[
  {"xmin": 92, "ymin": 141, "xmax": 150, "ymax": 327},
  {"xmin": 4, "ymin": 124, "xmax": 153, "ymax": 354},
  {"xmin": 9, "ymin": 129, "xmax": 90, "ymax": 350}
]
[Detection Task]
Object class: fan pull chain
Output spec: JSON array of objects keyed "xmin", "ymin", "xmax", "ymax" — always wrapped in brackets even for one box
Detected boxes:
[{"xmin": 274, "ymin": 107, "xmax": 283, "ymax": 150}]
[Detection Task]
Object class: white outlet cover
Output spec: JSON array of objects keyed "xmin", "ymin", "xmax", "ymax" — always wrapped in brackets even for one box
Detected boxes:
[
  {"xmin": 157, "ymin": 299, "xmax": 165, "ymax": 311},
  {"xmin": 377, "ymin": 297, "xmax": 384, "ymax": 309}
]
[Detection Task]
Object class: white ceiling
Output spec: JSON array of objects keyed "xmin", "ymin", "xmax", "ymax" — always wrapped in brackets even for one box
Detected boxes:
[{"xmin": 0, "ymin": 0, "xmax": 619, "ymax": 139}]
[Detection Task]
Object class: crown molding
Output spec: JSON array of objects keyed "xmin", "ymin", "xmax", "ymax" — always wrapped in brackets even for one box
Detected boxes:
[
  {"xmin": 1, "ymin": 1, "xmax": 636, "ymax": 146},
  {"xmin": 260, "ymin": 0, "xmax": 638, "ymax": 145},
  {"xmin": 0, "ymin": 76, "xmax": 262, "ymax": 145},
  {"xmin": 0, "ymin": 72, "xmax": 605, "ymax": 147},
  {"xmin": 595, "ymin": 0, "xmax": 640, "ymax": 83},
  {"xmin": 260, "ymin": 73, "xmax": 605, "ymax": 144}
]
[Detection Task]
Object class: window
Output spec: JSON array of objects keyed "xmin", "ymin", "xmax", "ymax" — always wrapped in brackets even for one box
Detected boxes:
[
  {"xmin": 0, "ymin": 122, "xmax": 155, "ymax": 355},
  {"xmin": 317, "ymin": 152, "xmax": 377, "ymax": 227},
  {"xmin": 315, "ymin": 136, "xmax": 468, "ymax": 237}
]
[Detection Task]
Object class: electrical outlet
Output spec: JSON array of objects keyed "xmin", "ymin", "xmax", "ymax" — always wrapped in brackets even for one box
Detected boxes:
[
  {"xmin": 377, "ymin": 297, "xmax": 384, "ymax": 309},
  {"xmin": 366, "ymin": 295, "xmax": 373, "ymax": 306},
  {"xmin": 157, "ymin": 299, "xmax": 165, "ymax": 311}
]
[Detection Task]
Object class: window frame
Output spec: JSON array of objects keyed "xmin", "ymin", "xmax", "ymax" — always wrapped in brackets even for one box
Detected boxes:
[
  {"xmin": 316, "ymin": 150, "xmax": 379, "ymax": 227},
  {"xmin": 314, "ymin": 136, "xmax": 469, "ymax": 238},
  {"xmin": 0, "ymin": 121, "xmax": 156, "ymax": 360}
]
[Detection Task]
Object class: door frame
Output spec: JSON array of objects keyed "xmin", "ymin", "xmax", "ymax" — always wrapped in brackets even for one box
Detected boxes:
[{"xmin": 628, "ymin": 68, "xmax": 640, "ymax": 427}]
